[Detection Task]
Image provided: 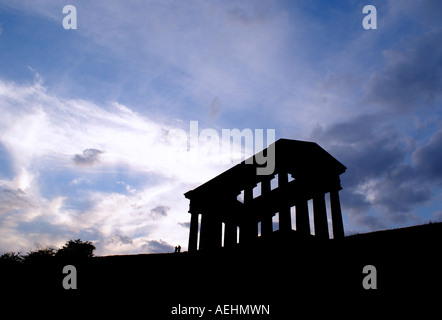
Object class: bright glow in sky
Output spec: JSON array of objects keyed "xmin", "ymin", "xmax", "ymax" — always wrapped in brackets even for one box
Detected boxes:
[{"xmin": 1, "ymin": 0, "xmax": 441, "ymax": 255}]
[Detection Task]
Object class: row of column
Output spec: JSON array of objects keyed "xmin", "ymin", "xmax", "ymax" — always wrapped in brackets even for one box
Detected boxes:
[
  {"xmin": 189, "ymin": 210, "xmax": 233, "ymax": 251},
  {"xmin": 239, "ymin": 190, "xmax": 344, "ymax": 241},
  {"xmin": 188, "ymin": 182, "xmax": 344, "ymax": 252}
]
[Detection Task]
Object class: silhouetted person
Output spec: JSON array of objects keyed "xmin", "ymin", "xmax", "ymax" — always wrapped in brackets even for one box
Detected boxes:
[
  {"xmin": 177, "ymin": 245, "xmax": 181, "ymax": 253},
  {"xmin": 174, "ymin": 246, "xmax": 178, "ymax": 253}
]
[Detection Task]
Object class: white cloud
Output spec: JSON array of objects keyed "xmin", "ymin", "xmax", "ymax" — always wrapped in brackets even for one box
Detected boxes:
[{"xmin": 0, "ymin": 78, "xmax": 226, "ymax": 255}]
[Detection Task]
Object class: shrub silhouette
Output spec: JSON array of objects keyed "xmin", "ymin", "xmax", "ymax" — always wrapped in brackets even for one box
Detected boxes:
[
  {"xmin": 0, "ymin": 252, "xmax": 23, "ymax": 265},
  {"xmin": 55, "ymin": 239, "xmax": 96, "ymax": 259},
  {"xmin": 23, "ymin": 248, "xmax": 56, "ymax": 264},
  {"xmin": 1, "ymin": 239, "xmax": 96, "ymax": 266}
]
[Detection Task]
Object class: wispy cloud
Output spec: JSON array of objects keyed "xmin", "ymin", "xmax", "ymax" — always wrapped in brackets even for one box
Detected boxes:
[
  {"xmin": 0, "ymin": 79, "xmax": 222, "ymax": 254},
  {"xmin": 364, "ymin": 29, "xmax": 442, "ymax": 113},
  {"xmin": 149, "ymin": 205, "xmax": 170, "ymax": 220}
]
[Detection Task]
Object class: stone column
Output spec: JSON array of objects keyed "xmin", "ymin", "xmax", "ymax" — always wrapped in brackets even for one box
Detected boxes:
[
  {"xmin": 260, "ymin": 178, "xmax": 273, "ymax": 237},
  {"xmin": 199, "ymin": 213, "xmax": 209, "ymax": 250},
  {"xmin": 199, "ymin": 214, "xmax": 222, "ymax": 250},
  {"xmin": 239, "ymin": 220, "xmax": 253, "ymax": 244},
  {"xmin": 244, "ymin": 187, "xmax": 253, "ymax": 203},
  {"xmin": 240, "ymin": 187, "xmax": 258, "ymax": 244},
  {"xmin": 188, "ymin": 212, "xmax": 199, "ymax": 252},
  {"xmin": 212, "ymin": 216, "xmax": 223, "ymax": 249},
  {"xmin": 224, "ymin": 222, "xmax": 237, "ymax": 248},
  {"xmin": 313, "ymin": 193, "xmax": 329, "ymax": 239},
  {"xmin": 278, "ymin": 172, "xmax": 292, "ymax": 232},
  {"xmin": 295, "ymin": 199, "xmax": 310, "ymax": 236},
  {"xmin": 261, "ymin": 217, "xmax": 273, "ymax": 236},
  {"xmin": 241, "ymin": 220, "xmax": 258, "ymax": 244},
  {"xmin": 330, "ymin": 190, "xmax": 344, "ymax": 239}
]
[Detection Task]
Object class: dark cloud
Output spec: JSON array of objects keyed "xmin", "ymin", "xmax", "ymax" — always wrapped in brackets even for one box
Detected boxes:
[
  {"xmin": 141, "ymin": 239, "xmax": 174, "ymax": 253},
  {"xmin": 345, "ymin": 213, "xmax": 387, "ymax": 232},
  {"xmin": 149, "ymin": 205, "xmax": 170, "ymax": 220},
  {"xmin": 339, "ymin": 189, "xmax": 371, "ymax": 214},
  {"xmin": 0, "ymin": 187, "xmax": 30, "ymax": 215},
  {"xmin": 178, "ymin": 221, "xmax": 190, "ymax": 229},
  {"xmin": 433, "ymin": 211, "xmax": 442, "ymax": 222},
  {"xmin": 109, "ymin": 234, "xmax": 133, "ymax": 246},
  {"xmin": 209, "ymin": 97, "xmax": 222, "ymax": 120},
  {"xmin": 389, "ymin": 0, "xmax": 442, "ymax": 26},
  {"xmin": 72, "ymin": 149, "xmax": 104, "ymax": 166},
  {"xmin": 313, "ymin": 115, "xmax": 407, "ymax": 187},
  {"xmin": 312, "ymin": 115, "xmax": 431, "ymax": 229},
  {"xmin": 413, "ymin": 130, "xmax": 442, "ymax": 183},
  {"xmin": 364, "ymin": 29, "xmax": 442, "ymax": 112},
  {"xmin": 312, "ymin": 114, "xmax": 378, "ymax": 145},
  {"xmin": 369, "ymin": 164, "xmax": 431, "ymax": 214},
  {"xmin": 0, "ymin": 142, "xmax": 14, "ymax": 180},
  {"xmin": 415, "ymin": 0, "xmax": 442, "ymax": 24},
  {"xmin": 16, "ymin": 219, "xmax": 71, "ymax": 237}
]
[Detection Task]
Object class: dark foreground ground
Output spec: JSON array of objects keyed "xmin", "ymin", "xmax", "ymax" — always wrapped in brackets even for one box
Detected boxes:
[{"xmin": 2, "ymin": 222, "xmax": 441, "ymax": 317}]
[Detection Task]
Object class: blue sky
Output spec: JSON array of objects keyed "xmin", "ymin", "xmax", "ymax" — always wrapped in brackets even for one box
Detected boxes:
[{"xmin": 0, "ymin": 0, "xmax": 441, "ymax": 255}]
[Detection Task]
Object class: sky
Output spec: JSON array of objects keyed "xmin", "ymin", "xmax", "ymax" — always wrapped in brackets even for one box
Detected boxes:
[{"xmin": 0, "ymin": 0, "xmax": 441, "ymax": 255}]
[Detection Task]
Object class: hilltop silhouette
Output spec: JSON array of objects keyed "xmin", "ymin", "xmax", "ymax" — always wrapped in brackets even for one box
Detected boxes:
[
  {"xmin": 1, "ymin": 139, "xmax": 440, "ymax": 317},
  {"xmin": 1, "ymin": 222, "xmax": 440, "ymax": 317}
]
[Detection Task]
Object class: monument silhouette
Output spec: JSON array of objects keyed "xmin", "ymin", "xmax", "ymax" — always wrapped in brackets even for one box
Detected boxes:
[
  {"xmin": 2, "ymin": 138, "xmax": 441, "ymax": 317},
  {"xmin": 185, "ymin": 138, "xmax": 346, "ymax": 252}
]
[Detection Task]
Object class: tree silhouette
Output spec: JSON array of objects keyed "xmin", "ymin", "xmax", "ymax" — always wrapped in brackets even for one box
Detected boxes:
[
  {"xmin": 23, "ymin": 248, "xmax": 56, "ymax": 264},
  {"xmin": 55, "ymin": 239, "xmax": 96, "ymax": 259},
  {"xmin": 0, "ymin": 252, "xmax": 23, "ymax": 265}
]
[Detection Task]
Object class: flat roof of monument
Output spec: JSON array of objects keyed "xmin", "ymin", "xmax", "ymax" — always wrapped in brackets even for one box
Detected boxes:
[{"xmin": 185, "ymin": 138, "xmax": 346, "ymax": 199}]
